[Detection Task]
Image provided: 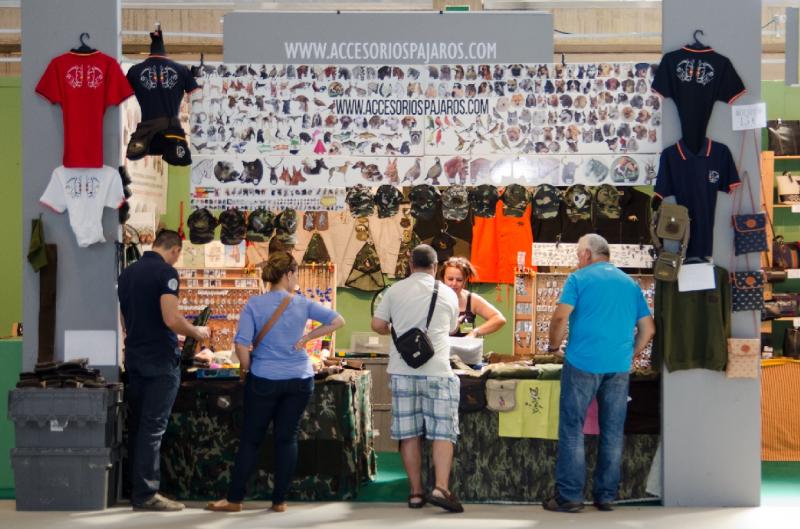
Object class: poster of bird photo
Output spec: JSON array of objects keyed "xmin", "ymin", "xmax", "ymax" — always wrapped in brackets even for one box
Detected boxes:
[{"xmin": 189, "ymin": 62, "xmax": 662, "ymax": 206}]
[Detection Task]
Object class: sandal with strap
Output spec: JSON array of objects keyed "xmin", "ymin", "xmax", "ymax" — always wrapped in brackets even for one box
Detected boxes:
[
  {"xmin": 426, "ymin": 486, "xmax": 464, "ymax": 513},
  {"xmin": 205, "ymin": 500, "xmax": 243, "ymax": 512},
  {"xmin": 407, "ymin": 493, "xmax": 426, "ymax": 509}
]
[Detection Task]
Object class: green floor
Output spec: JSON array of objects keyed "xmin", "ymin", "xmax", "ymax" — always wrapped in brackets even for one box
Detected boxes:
[{"xmin": 355, "ymin": 453, "xmax": 800, "ymax": 505}]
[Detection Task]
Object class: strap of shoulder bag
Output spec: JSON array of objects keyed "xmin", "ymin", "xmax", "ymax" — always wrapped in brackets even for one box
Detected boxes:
[
  {"xmin": 424, "ymin": 281, "xmax": 440, "ymax": 330},
  {"xmin": 252, "ymin": 294, "xmax": 293, "ymax": 349}
]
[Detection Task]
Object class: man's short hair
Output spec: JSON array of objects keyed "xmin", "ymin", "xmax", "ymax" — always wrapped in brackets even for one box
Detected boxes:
[
  {"xmin": 579, "ymin": 233, "xmax": 610, "ymax": 258},
  {"xmin": 411, "ymin": 244, "xmax": 438, "ymax": 269},
  {"xmin": 153, "ymin": 229, "xmax": 183, "ymax": 250}
]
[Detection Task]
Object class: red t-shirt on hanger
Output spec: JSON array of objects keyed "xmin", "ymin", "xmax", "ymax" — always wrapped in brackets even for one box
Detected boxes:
[{"xmin": 36, "ymin": 50, "xmax": 134, "ymax": 168}]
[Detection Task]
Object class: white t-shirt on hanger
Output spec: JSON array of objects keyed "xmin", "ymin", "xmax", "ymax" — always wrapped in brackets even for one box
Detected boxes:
[{"xmin": 40, "ymin": 165, "xmax": 125, "ymax": 247}]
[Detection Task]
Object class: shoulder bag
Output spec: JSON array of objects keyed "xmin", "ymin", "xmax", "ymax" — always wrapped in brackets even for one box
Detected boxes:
[{"xmin": 390, "ymin": 281, "xmax": 439, "ymax": 369}]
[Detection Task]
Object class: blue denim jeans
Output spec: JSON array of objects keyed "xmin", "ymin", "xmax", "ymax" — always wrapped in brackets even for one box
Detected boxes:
[
  {"xmin": 126, "ymin": 367, "xmax": 181, "ymax": 505},
  {"xmin": 227, "ymin": 374, "xmax": 314, "ymax": 503},
  {"xmin": 555, "ymin": 360, "xmax": 630, "ymax": 504}
]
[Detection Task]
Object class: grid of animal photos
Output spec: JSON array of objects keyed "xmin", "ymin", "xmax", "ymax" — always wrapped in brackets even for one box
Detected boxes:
[
  {"xmin": 189, "ymin": 152, "xmax": 659, "ymax": 208},
  {"xmin": 190, "ymin": 62, "xmax": 660, "ymax": 159},
  {"xmin": 531, "ymin": 243, "xmax": 655, "ymax": 269}
]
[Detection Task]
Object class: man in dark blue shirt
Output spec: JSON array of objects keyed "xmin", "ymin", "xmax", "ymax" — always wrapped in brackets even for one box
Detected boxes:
[
  {"xmin": 654, "ymin": 138, "xmax": 741, "ymax": 259},
  {"xmin": 118, "ymin": 229, "xmax": 210, "ymax": 511}
]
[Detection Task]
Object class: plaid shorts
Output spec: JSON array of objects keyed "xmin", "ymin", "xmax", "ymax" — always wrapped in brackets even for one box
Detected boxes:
[{"xmin": 390, "ymin": 375, "xmax": 460, "ymax": 444}]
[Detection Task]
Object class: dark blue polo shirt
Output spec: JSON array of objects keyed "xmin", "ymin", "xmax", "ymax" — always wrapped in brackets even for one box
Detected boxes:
[
  {"xmin": 118, "ymin": 251, "xmax": 181, "ymax": 374},
  {"xmin": 652, "ymin": 47, "xmax": 746, "ymax": 154},
  {"xmin": 654, "ymin": 138, "xmax": 741, "ymax": 259}
]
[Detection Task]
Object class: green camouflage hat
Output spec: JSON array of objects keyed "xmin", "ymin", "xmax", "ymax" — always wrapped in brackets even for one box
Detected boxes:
[
  {"xmin": 564, "ymin": 184, "xmax": 593, "ymax": 222},
  {"xmin": 586, "ymin": 158, "xmax": 609, "ymax": 183},
  {"xmin": 531, "ymin": 184, "xmax": 562, "ymax": 220},
  {"xmin": 246, "ymin": 208, "xmax": 275, "ymax": 242},
  {"xmin": 302, "ymin": 232, "xmax": 332, "ymax": 264},
  {"xmin": 500, "ymin": 184, "xmax": 530, "ymax": 217},
  {"xmin": 441, "ymin": 185, "xmax": 470, "ymax": 221},
  {"xmin": 275, "ymin": 208, "xmax": 298, "ymax": 245},
  {"xmin": 345, "ymin": 242, "xmax": 385, "ymax": 292},
  {"xmin": 346, "ymin": 185, "xmax": 375, "ymax": 218},
  {"xmin": 408, "ymin": 184, "xmax": 441, "ymax": 221},
  {"xmin": 187, "ymin": 208, "xmax": 218, "ymax": 244},
  {"xmin": 469, "ymin": 184, "xmax": 499, "ymax": 218},
  {"xmin": 373, "ymin": 185, "xmax": 403, "ymax": 218},
  {"xmin": 594, "ymin": 184, "xmax": 622, "ymax": 220},
  {"xmin": 219, "ymin": 208, "xmax": 246, "ymax": 245}
]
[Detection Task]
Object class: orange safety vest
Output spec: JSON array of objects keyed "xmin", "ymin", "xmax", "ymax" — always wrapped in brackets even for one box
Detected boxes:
[{"xmin": 470, "ymin": 201, "xmax": 533, "ymax": 284}]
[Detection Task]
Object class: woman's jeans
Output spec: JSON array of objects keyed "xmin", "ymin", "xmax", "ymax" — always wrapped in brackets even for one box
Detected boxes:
[
  {"xmin": 554, "ymin": 360, "xmax": 630, "ymax": 504},
  {"xmin": 227, "ymin": 374, "xmax": 314, "ymax": 503}
]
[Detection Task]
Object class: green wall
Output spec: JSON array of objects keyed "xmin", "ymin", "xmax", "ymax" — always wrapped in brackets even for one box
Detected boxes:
[{"xmin": 0, "ymin": 78, "xmax": 22, "ymax": 336}]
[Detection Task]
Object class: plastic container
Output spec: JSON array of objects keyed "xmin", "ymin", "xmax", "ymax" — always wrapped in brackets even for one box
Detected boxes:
[
  {"xmin": 350, "ymin": 332, "xmax": 390, "ymax": 355},
  {"xmin": 11, "ymin": 447, "xmax": 119, "ymax": 511},
  {"xmin": 8, "ymin": 388, "xmax": 122, "ymax": 448}
]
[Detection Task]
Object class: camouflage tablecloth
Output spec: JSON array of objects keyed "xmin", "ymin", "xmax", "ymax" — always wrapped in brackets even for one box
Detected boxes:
[
  {"xmin": 155, "ymin": 370, "xmax": 376, "ymax": 501},
  {"xmin": 421, "ymin": 410, "xmax": 659, "ymax": 503}
]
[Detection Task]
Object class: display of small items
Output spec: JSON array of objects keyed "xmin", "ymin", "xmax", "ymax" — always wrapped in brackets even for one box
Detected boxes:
[
  {"xmin": 292, "ymin": 263, "xmax": 337, "ymax": 356},
  {"xmin": 514, "ymin": 272, "xmax": 656, "ymax": 373},
  {"xmin": 177, "ymin": 267, "xmax": 263, "ymax": 351}
]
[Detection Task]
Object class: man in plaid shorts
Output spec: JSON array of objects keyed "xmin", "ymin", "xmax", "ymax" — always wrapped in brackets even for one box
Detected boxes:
[{"xmin": 371, "ymin": 244, "xmax": 462, "ymax": 513}]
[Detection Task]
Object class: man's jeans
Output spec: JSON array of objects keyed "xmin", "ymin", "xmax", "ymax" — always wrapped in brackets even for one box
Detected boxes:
[
  {"xmin": 554, "ymin": 360, "xmax": 630, "ymax": 504},
  {"xmin": 127, "ymin": 368, "xmax": 181, "ymax": 505},
  {"xmin": 227, "ymin": 374, "xmax": 314, "ymax": 504}
]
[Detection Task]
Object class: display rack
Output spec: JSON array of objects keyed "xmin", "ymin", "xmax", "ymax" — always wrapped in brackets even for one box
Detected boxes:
[
  {"xmin": 177, "ymin": 267, "xmax": 262, "ymax": 351},
  {"xmin": 513, "ymin": 271, "xmax": 656, "ymax": 373},
  {"xmin": 293, "ymin": 263, "xmax": 338, "ymax": 355}
]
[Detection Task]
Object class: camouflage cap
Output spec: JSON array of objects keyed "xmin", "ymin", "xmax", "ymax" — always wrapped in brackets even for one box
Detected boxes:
[
  {"xmin": 594, "ymin": 184, "xmax": 622, "ymax": 220},
  {"xmin": 275, "ymin": 208, "xmax": 298, "ymax": 245},
  {"xmin": 531, "ymin": 184, "xmax": 562, "ymax": 220},
  {"xmin": 500, "ymin": 184, "xmax": 530, "ymax": 217},
  {"xmin": 408, "ymin": 184, "xmax": 441, "ymax": 221},
  {"xmin": 469, "ymin": 184, "xmax": 499, "ymax": 218},
  {"xmin": 187, "ymin": 208, "xmax": 218, "ymax": 244},
  {"xmin": 246, "ymin": 208, "xmax": 275, "ymax": 242},
  {"xmin": 302, "ymin": 232, "xmax": 332, "ymax": 264},
  {"xmin": 218, "ymin": 208, "xmax": 246, "ymax": 245},
  {"xmin": 564, "ymin": 184, "xmax": 593, "ymax": 222},
  {"xmin": 441, "ymin": 185, "xmax": 470, "ymax": 221},
  {"xmin": 373, "ymin": 185, "xmax": 403, "ymax": 218},
  {"xmin": 346, "ymin": 185, "xmax": 375, "ymax": 218}
]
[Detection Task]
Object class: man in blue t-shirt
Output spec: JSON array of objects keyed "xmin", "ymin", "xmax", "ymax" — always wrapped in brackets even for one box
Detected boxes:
[{"xmin": 544, "ymin": 234, "xmax": 655, "ymax": 513}]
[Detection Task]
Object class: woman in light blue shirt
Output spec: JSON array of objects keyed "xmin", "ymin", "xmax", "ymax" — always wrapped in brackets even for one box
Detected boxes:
[{"xmin": 206, "ymin": 251, "xmax": 344, "ymax": 513}]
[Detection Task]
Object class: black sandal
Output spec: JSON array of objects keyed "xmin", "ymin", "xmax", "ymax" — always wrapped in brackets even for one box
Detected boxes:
[
  {"xmin": 407, "ymin": 493, "xmax": 426, "ymax": 509},
  {"xmin": 426, "ymin": 486, "xmax": 464, "ymax": 513}
]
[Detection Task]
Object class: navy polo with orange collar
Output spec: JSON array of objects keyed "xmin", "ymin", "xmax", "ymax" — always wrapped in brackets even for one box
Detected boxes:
[
  {"xmin": 652, "ymin": 46, "xmax": 746, "ymax": 154},
  {"xmin": 654, "ymin": 138, "xmax": 741, "ymax": 259}
]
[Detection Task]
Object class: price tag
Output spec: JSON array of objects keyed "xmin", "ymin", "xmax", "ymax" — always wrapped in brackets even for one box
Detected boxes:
[
  {"xmin": 791, "ymin": 205, "xmax": 800, "ymax": 214},
  {"xmin": 50, "ymin": 419, "xmax": 67, "ymax": 432},
  {"xmin": 732, "ymin": 102, "xmax": 766, "ymax": 131},
  {"xmin": 788, "ymin": 269, "xmax": 800, "ymax": 279}
]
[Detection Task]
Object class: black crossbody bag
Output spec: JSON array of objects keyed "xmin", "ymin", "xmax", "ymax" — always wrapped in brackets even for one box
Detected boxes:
[{"xmin": 390, "ymin": 281, "xmax": 439, "ymax": 369}]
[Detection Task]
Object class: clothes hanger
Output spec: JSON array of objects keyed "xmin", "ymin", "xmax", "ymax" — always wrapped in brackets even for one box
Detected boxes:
[
  {"xmin": 686, "ymin": 29, "xmax": 708, "ymax": 50},
  {"xmin": 71, "ymin": 32, "xmax": 95, "ymax": 54},
  {"xmin": 149, "ymin": 22, "xmax": 167, "ymax": 56}
]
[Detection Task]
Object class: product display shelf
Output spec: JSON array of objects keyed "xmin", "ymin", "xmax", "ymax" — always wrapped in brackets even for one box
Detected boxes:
[
  {"xmin": 177, "ymin": 266, "xmax": 263, "ymax": 351},
  {"xmin": 513, "ymin": 270, "xmax": 656, "ymax": 372},
  {"xmin": 295, "ymin": 263, "xmax": 338, "ymax": 355}
]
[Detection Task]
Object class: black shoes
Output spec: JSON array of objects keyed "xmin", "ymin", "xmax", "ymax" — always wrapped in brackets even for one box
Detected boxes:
[
  {"xmin": 593, "ymin": 501, "xmax": 614, "ymax": 511},
  {"xmin": 542, "ymin": 496, "xmax": 584, "ymax": 513}
]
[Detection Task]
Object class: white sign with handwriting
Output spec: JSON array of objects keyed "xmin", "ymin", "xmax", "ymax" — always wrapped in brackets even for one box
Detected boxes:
[{"xmin": 732, "ymin": 102, "xmax": 767, "ymax": 131}]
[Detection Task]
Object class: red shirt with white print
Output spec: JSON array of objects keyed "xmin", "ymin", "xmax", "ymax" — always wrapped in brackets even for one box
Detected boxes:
[{"xmin": 36, "ymin": 51, "xmax": 134, "ymax": 168}]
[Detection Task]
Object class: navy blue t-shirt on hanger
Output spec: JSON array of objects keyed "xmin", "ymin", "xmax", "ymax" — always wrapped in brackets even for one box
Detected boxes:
[
  {"xmin": 127, "ymin": 55, "xmax": 198, "ymax": 121},
  {"xmin": 654, "ymin": 138, "xmax": 741, "ymax": 259},
  {"xmin": 652, "ymin": 47, "xmax": 746, "ymax": 154}
]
